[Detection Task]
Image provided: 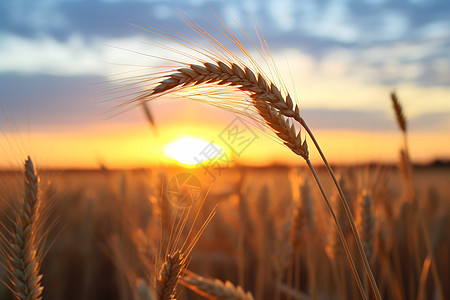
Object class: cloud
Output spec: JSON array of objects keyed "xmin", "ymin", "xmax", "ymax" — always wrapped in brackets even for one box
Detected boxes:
[
  {"xmin": 1, "ymin": 0, "xmax": 448, "ymax": 43},
  {"xmin": 268, "ymin": 0, "xmax": 295, "ymax": 31},
  {"xmin": 0, "ymin": 0, "xmax": 67, "ymax": 35},
  {"xmin": 419, "ymin": 20, "xmax": 450, "ymax": 39},
  {"xmin": 306, "ymin": 0, "xmax": 358, "ymax": 43},
  {"xmin": 378, "ymin": 11, "xmax": 410, "ymax": 40},
  {"xmin": 0, "ymin": 32, "xmax": 183, "ymax": 76},
  {"xmin": 303, "ymin": 109, "xmax": 394, "ymax": 131},
  {"xmin": 268, "ymin": 49, "xmax": 450, "ymax": 116},
  {"xmin": 410, "ymin": 112, "xmax": 450, "ymax": 131},
  {"xmin": 0, "ymin": 74, "xmax": 106, "ymax": 129},
  {"xmin": 1, "ymin": 73, "xmax": 449, "ymax": 138},
  {"xmin": 0, "ymin": 33, "xmax": 106, "ymax": 75},
  {"xmin": 302, "ymin": 108, "xmax": 450, "ymax": 132}
]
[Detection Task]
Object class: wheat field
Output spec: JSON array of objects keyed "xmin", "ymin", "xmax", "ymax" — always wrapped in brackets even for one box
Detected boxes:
[{"xmin": 0, "ymin": 160, "xmax": 448, "ymax": 300}]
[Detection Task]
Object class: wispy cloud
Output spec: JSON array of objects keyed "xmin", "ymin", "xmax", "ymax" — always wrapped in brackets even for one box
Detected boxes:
[
  {"xmin": 0, "ymin": 34, "xmax": 103, "ymax": 75},
  {"xmin": 303, "ymin": 108, "xmax": 450, "ymax": 132},
  {"xmin": 1, "ymin": 0, "xmax": 448, "ymax": 84},
  {"xmin": 0, "ymin": 32, "xmax": 179, "ymax": 76}
]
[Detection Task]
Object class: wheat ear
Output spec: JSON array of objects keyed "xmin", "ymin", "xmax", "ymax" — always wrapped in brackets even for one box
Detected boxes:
[
  {"xmin": 358, "ymin": 190, "xmax": 375, "ymax": 263},
  {"xmin": 390, "ymin": 92, "xmax": 406, "ymax": 133},
  {"xmin": 147, "ymin": 61, "xmax": 301, "ymax": 121},
  {"xmin": 182, "ymin": 274, "xmax": 254, "ymax": 300},
  {"xmin": 253, "ymin": 100, "xmax": 308, "ymax": 157},
  {"xmin": 157, "ymin": 250, "xmax": 185, "ymax": 300},
  {"xmin": 9, "ymin": 157, "xmax": 44, "ymax": 300},
  {"xmin": 147, "ymin": 62, "xmax": 308, "ymax": 157}
]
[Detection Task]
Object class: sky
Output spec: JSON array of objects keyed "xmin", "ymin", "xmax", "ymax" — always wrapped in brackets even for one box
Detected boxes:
[{"xmin": 0, "ymin": 0, "xmax": 449, "ymax": 168}]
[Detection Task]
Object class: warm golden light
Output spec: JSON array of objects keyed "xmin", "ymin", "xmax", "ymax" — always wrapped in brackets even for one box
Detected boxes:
[{"xmin": 163, "ymin": 137, "xmax": 225, "ymax": 166}]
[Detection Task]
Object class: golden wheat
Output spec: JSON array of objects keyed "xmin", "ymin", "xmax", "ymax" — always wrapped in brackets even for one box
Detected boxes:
[
  {"xmin": 148, "ymin": 61, "xmax": 300, "ymax": 121},
  {"xmin": 358, "ymin": 190, "xmax": 375, "ymax": 263},
  {"xmin": 390, "ymin": 92, "xmax": 414, "ymax": 203},
  {"xmin": 390, "ymin": 92, "xmax": 406, "ymax": 133},
  {"xmin": 144, "ymin": 61, "xmax": 308, "ymax": 159},
  {"xmin": 182, "ymin": 274, "xmax": 254, "ymax": 300},
  {"xmin": 291, "ymin": 178, "xmax": 314, "ymax": 251},
  {"xmin": 136, "ymin": 279, "xmax": 157, "ymax": 300},
  {"xmin": 157, "ymin": 250, "xmax": 185, "ymax": 300},
  {"xmin": 3, "ymin": 157, "xmax": 44, "ymax": 300}
]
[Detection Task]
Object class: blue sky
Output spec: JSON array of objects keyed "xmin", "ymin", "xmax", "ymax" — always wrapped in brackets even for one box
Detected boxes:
[{"xmin": 0, "ymin": 0, "xmax": 449, "ymax": 166}]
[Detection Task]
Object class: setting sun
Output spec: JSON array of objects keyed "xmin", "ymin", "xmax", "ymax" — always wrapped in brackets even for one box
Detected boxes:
[{"xmin": 163, "ymin": 137, "xmax": 225, "ymax": 166}]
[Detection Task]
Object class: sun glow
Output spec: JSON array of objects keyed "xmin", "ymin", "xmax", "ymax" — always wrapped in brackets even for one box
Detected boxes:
[{"xmin": 163, "ymin": 137, "xmax": 225, "ymax": 166}]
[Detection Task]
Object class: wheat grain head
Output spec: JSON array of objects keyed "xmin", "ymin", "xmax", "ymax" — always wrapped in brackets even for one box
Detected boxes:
[
  {"xmin": 182, "ymin": 274, "xmax": 254, "ymax": 300},
  {"xmin": 357, "ymin": 190, "xmax": 375, "ymax": 263},
  {"xmin": 390, "ymin": 92, "xmax": 406, "ymax": 133},
  {"xmin": 157, "ymin": 250, "xmax": 186, "ymax": 300},
  {"xmin": 1, "ymin": 157, "xmax": 44, "ymax": 300}
]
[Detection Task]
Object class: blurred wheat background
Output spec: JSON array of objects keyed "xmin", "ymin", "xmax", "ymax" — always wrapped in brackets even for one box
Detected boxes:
[{"xmin": 0, "ymin": 151, "xmax": 448, "ymax": 299}]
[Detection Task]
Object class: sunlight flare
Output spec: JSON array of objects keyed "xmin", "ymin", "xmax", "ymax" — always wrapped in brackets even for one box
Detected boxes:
[{"xmin": 163, "ymin": 137, "xmax": 225, "ymax": 166}]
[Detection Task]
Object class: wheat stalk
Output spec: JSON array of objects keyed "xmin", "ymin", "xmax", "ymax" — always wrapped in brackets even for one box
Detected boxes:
[
  {"xmin": 3, "ymin": 157, "xmax": 44, "ymax": 300},
  {"xmin": 291, "ymin": 178, "xmax": 314, "ymax": 252},
  {"xmin": 390, "ymin": 92, "xmax": 444, "ymax": 300},
  {"xmin": 182, "ymin": 274, "xmax": 254, "ymax": 300},
  {"xmin": 157, "ymin": 250, "xmax": 185, "ymax": 300},
  {"xmin": 290, "ymin": 176, "xmax": 317, "ymax": 298},
  {"xmin": 325, "ymin": 194, "xmax": 346, "ymax": 262},
  {"xmin": 390, "ymin": 92, "xmax": 414, "ymax": 203},
  {"xmin": 357, "ymin": 190, "xmax": 376, "ymax": 299},
  {"xmin": 255, "ymin": 184, "xmax": 269, "ymax": 300}
]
